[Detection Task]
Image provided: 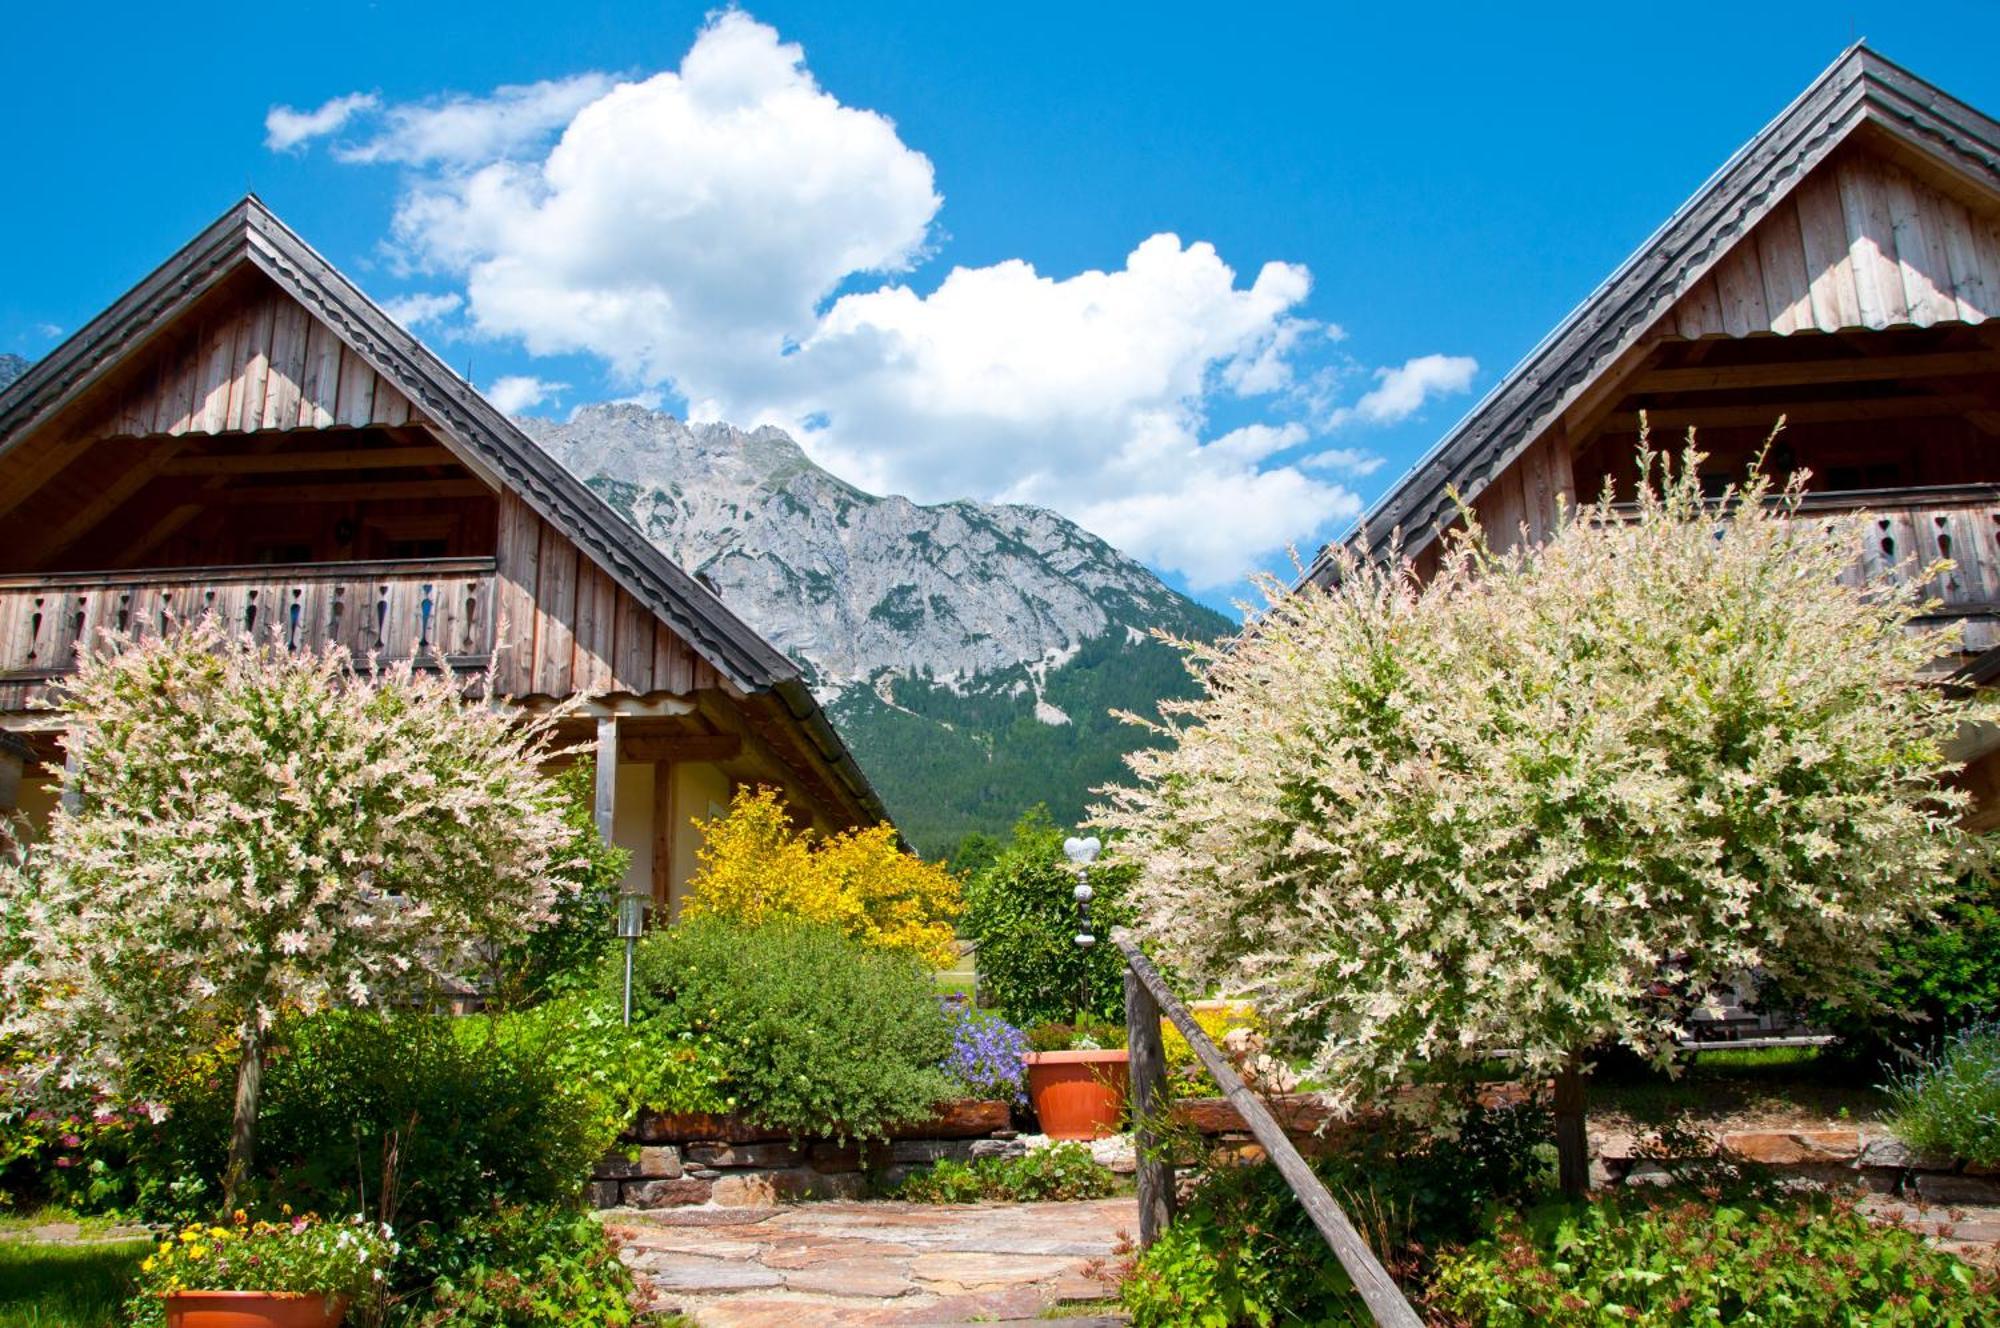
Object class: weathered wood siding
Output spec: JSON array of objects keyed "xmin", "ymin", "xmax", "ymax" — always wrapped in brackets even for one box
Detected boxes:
[
  {"xmin": 1469, "ymin": 429, "xmax": 1577, "ymax": 554},
  {"xmin": 493, "ymin": 493, "xmax": 719, "ymax": 699},
  {"xmin": 87, "ymin": 288, "xmax": 420, "ymax": 439},
  {"xmin": 1670, "ymin": 146, "xmax": 2000, "ymax": 339},
  {"xmin": 0, "ymin": 558, "xmax": 495, "ymax": 712}
]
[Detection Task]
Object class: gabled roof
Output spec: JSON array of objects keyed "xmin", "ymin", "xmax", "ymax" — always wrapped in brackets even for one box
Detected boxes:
[
  {"xmin": 1309, "ymin": 43, "xmax": 2000, "ymax": 584},
  {"xmin": 0, "ymin": 196, "xmax": 886, "ymax": 823}
]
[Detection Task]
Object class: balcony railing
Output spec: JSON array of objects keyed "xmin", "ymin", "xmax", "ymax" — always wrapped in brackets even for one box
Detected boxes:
[
  {"xmin": 0, "ymin": 558, "xmax": 496, "ymax": 712},
  {"xmin": 1605, "ymin": 484, "xmax": 2000, "ymax": 652}
]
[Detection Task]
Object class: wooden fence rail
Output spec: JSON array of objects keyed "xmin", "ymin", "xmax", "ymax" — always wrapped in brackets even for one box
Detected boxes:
[{"xmin": 1114, "ymin": 929, "xmax": 1424, "ymax": 1328}]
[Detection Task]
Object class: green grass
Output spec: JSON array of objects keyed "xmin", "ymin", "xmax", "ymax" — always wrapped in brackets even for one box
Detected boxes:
[{"xmin": 0, "ymin": 1238, "xmax": 148, "ymax": 1328}]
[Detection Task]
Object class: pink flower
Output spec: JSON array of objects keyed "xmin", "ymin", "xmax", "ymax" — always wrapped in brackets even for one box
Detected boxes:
[
  {"xmin": 60, "ymin": 1134, "xmax": 83, "ymax": 1148},
  {"xmin": 54, "ymin": 1156, "xmax": 73, "ymax": 1168}
]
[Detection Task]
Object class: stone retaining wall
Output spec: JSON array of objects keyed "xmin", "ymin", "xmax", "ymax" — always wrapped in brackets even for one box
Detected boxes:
[
  {"xmin": 1594, "ymin": 1127, "xmax": 2000, "ymax": 1202},
  {"xmin": 589, "ymin": 1099, "xmax": 1019, "ymax": 1209}
]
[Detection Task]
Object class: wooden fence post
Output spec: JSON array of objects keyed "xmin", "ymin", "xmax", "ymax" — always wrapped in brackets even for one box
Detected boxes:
[{"xmin": 1124, "ymin": 967, "xmax": 1176, "ymax": 1247}]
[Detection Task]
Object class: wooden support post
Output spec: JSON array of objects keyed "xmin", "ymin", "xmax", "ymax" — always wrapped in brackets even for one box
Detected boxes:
[
  {"xmin": 59, "ymin": 738, "xmax": 81, "ymax": 815},
  {"xmin": 1554, "ymin": 1051, "xmax": 1589, "ymax": 1198},
  {"xmin": 594, "ymin": 716, "xmax": 619, "ymax": 845},
  {"xmin": 651, "ymin": 761, "xmax": 676, "ymax": 918},
  {"xmin": 1124, "ymin": 968, "xmax": 1176, "ymax": 1247},
  {"xmin": 0, "ymin": 732, "xmax": 26, "ymax": 816}
]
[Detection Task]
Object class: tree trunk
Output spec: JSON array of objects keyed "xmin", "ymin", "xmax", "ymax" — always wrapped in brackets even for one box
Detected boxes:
[
  {"xmin": 221, "ymin": 1018, "xmax": 268, "ymax": 1213},
  {"xmin": 1553, "ymin": 1049, "xmax": 1589, "ymax": 1198}
]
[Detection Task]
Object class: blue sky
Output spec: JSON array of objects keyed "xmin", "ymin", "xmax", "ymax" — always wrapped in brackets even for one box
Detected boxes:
[{"xmin": 4, "ymin": 2, "xmax": 1997, "ymax": 610}]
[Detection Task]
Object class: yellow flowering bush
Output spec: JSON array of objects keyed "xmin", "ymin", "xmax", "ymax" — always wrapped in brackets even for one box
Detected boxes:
[
  {"xmin": 682, "ymin": 786, "xmax": 962, "ymax": 968},
  {"xmin": 128, "ymin": 1210, "xmax": 395, "ymax": 1326}
]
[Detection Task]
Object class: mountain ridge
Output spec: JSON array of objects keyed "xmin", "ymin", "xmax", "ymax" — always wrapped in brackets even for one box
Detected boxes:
[{"xmin": 521, "ymin": 404, "xmax": 1230, "ymax": 851}]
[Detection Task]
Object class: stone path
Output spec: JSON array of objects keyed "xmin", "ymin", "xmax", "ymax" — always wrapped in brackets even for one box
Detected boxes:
[{"xmin": 609, "ymin": 1198, "xmax": 1130, "ymax": 1326}]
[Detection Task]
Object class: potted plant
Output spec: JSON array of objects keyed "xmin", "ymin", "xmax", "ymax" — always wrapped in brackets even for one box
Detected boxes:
[
  {"xmin": 1023, "ymin": 1017, "xmax": 1129, "ymax": 1140},
  {"xmin": 130, "ymin": 1212, "xmax": 395, "ymax": 1328}
]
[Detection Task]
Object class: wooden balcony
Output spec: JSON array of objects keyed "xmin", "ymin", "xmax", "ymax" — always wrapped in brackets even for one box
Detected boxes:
[
  {"xmin": 1605, "ymin": 484, "xmax": 2000, "ymax": 654},
  {"xmin": 0, "ymin": 557, "xmax": 496, "ymax": 713},
  {"xmin": 1800, "ymin": 486, "xmax": 2000, "ymax": 653}
]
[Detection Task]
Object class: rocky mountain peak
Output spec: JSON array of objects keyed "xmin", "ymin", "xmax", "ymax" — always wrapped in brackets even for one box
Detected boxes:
[{"xmin": 519, "ymin": 405, "xmax": 1222, "ymax": 692}]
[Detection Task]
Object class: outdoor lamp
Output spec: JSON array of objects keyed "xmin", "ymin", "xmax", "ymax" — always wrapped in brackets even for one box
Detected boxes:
[
  {"xmin": 617, "ymin": 891, "xmax": 651, "ymax": 1026},
  {"xmin": 1063, "ymin": 836, "xmax": 1101, "ymax": 1010}
]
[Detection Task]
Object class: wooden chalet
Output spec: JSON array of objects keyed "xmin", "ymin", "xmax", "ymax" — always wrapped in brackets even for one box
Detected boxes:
[
  {"xmin": 1309, "ymin": 44, "xmax": 2000, "ymax": 825},
  {"xmin": 0, "ymin": 197, "xmax": 888, "ymax": 913}
]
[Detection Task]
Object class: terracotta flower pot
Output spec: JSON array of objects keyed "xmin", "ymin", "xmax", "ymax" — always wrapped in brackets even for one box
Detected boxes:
[
  {"xmin": 1024, "ymin": 1049, "xmax": 1129, "ymax": 1140},
  {"xmin": 165, "ymin": 1291, "xmax": 347, "ymax": 1328}
]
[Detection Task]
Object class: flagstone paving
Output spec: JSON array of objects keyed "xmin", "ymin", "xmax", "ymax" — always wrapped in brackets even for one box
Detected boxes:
[{"xmin": 608, "ymin": 1198, "xmax": 1131, "ymax": 1326}]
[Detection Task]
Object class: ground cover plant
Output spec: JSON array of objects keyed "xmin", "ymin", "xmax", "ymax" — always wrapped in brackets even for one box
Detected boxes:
[
  {"xmin": 681, "ymin": 784, "xmax": 963, "ymax": 968},
  {"xmin": 1430, "ymin": 1190, "xmax": 2000, "ymax": 1327},
  {"xmin": 626, "ymin": 915, "xmax": 956, "ymax": 1139},
  {"xmin": 896, "ymin": 1142, "xmax": 1118, "ymax": 1203},
  {"xmin": 397, "ymin": 1205, "xmax": 636, "ymax": 1328},
  {"xmin": 1102, "ymin": 440, "xmax": 1995, "ymax": 1193},
  {"xmin": 1121, "ymin": 1100, "xmax": 1552, "ymax": 1326},
  {"xmin": 1885, "ymin": 1019, "xmax": 2000, "ymax": 1166},
  {"xmin": 0, "ymin": 622, "xmax": 591, "ymax": 1208}
]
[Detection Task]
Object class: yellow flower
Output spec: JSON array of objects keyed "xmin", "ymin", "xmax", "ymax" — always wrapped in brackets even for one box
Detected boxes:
[
  {"xmin": 186, "ymin": 1245, "xmax": 206, "ymax": 1261},
  {"xmin": 140, "ymin": 1257, "xmax": 155, "ymax": 1273}
]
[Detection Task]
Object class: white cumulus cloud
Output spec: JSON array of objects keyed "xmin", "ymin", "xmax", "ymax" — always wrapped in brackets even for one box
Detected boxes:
[
  {"xmin": 265, "ymin": 92, "xmax": 380, "ymax": 151},
  {"xmin": 379, "ymin": 291, "xmax": 463, "ymax": 329},
  {"xmin": 1337, "ymin": 353, "xmax": 1480, "ymax": 426},
  {"xmin": 484, "ymin": 374, "xmax": 567, "ymax": 415},
  {"xmin": 277, "ymin": 11, "xmax": 1478, "ymax": 589}
]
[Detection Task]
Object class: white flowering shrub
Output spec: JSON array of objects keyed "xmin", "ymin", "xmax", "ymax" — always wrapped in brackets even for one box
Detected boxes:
[
  {"xmin": 0, "ymin": 619, "xmax": 586, "ymax": 1203},
  {"xmin": 1098, "ymin": 443, "xmax": 1992, "ymax": 1185}
]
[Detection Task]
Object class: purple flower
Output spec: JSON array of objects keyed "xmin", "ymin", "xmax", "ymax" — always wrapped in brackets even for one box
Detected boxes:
[{"xmin": 939, "ymin": 999, "xmax": 1028, "ymax": 1104}]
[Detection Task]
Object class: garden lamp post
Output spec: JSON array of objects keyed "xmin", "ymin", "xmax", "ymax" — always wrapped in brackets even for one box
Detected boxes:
[
  {"xmin": 617, "ymin": 891, "xmax": 650, "ymax": 1026},
  {"xmin": 1063, "ymin": 835, "xmax": 1100, "ymax": 1017}
]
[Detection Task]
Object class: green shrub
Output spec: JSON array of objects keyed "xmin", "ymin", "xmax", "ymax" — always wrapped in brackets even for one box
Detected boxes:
[
  {"xmin": 1802, "ymin": 874, "xmax": 2000, "ymax": 1062},
  {"xmin": 627, "ymin": 917, "xmax": 955, "ymax": 1140},
  {"xmin": 1122, "ymin": 1100, "xmax": 1550, "ymax": 1327},
  {"xmin": 963, "ymin": 808, "xmax": 1135, "ymax": 1028},
  {"xmin": 395, "ymin": 1204, "xmax": 636, "ymax": 1328},
  {"xmin": 1431, "ymin": 1191, "xmax": 2000, "ymax": 1326},
  {"xmin": 1886, "ymin": 1020, "xmax": 2000, "ymax": 1166},
  {"xmin": 896, "ymin": 1143, "xmax": 1118, "ymax": 1203},
  {"xmin": 243, "ymin": 1012, "xmax": 613, "ymax": 1231},
  {"xmin": 488, "ymin": 765, "xmax": 630, "ymax": 1006},
  {"xmin": 493, "ymin": 993, "xmax": 734, "ymax": 1136}
]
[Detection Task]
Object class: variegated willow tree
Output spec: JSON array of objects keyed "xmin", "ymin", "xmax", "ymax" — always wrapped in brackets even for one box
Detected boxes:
[
  {"xmin": 1099, "ymin": 441, "xmax": 1994, "ymax": 1195},
  {"xmin": 0, "ymin": 620, "xmax": 588, "ymax": 1210}
]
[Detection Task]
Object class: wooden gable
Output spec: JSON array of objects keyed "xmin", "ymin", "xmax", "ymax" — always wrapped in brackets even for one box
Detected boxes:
[
  {"xmin": 85, "ymin": 282, "xmax": 422, "ymax": 440},
  {"xmin": 1668, "ymin": 141, "xmax": 2000, "ymax": 341}
]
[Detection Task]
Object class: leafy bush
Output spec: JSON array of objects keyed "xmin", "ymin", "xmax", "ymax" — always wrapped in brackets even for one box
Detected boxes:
[
  {"xmin": 1431, "ymin": 1191, "xmax": 2000, "ymax": 1326},
  {"xmin": 1122, "ymin": 1100, "xmax": 1551, "ymax": 1326},
  {"xmin": 396, "ymin": 1204, "xmax": 636, "ymax": 1328},
  {"xmin": 939, "ymin": 1000, "xmax": 1027, "ymax": 1103},
  {"xmin": 963, "ymin": 807, "xmax": 1135, "ymax": 1027},
  {"xmin": 681, "ymin": 785, "xmax": 963, "ymax": 968},
  {"xmin": 1801, "ymin": 873, "xmax": 2000, "ymax": 1061},
  {"xmin": 627, "ymin": 917, "xmax": 955, "ymax": 1139},
  {"xmin": 1886, "ymin": 1020, "xmax": 2000, "ymax": 1166},
  {"xmin": 897, "ymin": 1143, "xmax": 1118, "ymax": 1203},
  {"xmin": 127, "ymin": 1213, "xmax": 396, "ymax": 1328},
  {"xmin": 241, "ymin": 1013, "xmax": 613, "ymax": 1232},
  {"xmin": 494, "ymin": 993, "xmax": 734, "ymax": 1137},
  {"xmin": 489, "ymin": 764, "xmax": 631, "ymax": 1006}
]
